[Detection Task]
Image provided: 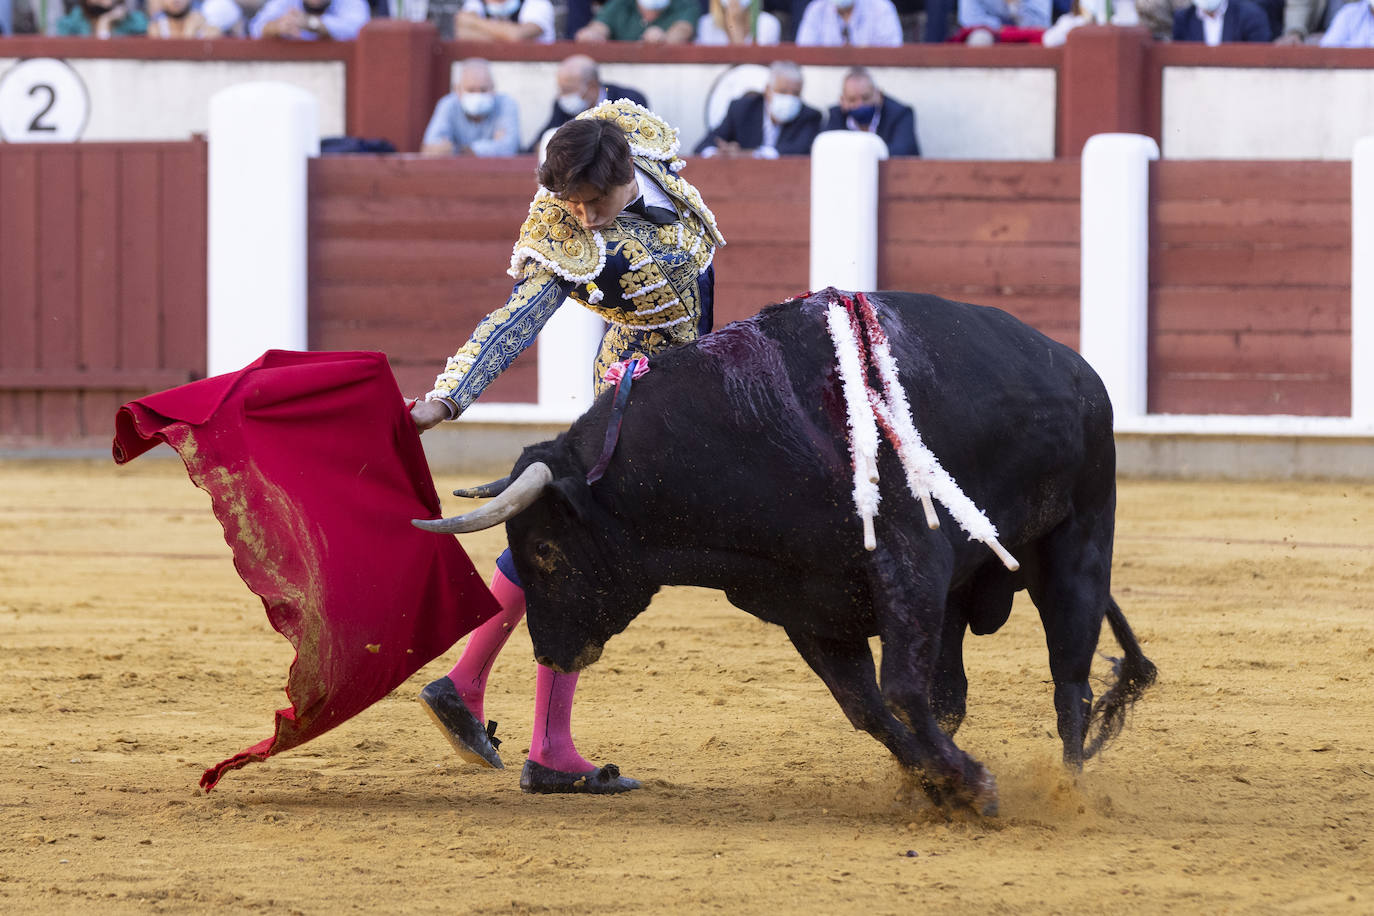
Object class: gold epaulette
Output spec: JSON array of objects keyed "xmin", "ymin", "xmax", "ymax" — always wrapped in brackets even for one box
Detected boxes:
[
  {"xmin": 579, "ymin": 99, "xmax": 683, "ymax": 168},
  {"xmin": 507, "ymin": 194, "xmax": 606, "ymax": 283}
]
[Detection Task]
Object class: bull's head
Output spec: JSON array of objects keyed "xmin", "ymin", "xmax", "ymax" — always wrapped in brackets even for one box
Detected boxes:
[{"xmin": 413, "ymin": 450, "xmax": 655, "ymax": 673}]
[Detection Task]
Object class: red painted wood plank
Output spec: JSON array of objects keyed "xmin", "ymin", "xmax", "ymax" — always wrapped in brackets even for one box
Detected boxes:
[
  {"xmin": 1151, "ymin": 287, "xmax": 1350, "ymax": 334},
  {"xmin": 1151, "ymin": 245, "xmax": 1350, "ymax": 288},
  {"xmin": 78, "ymin": 148, "xmax": 125, "ymax": 439},
  {"xmin": 881, "ymin": 199, "xmax": 1080, "ymax": 245},
  {"xmin": 1152, "ymin": 160, "xmax": 1351, "ymax": 204},
  {"xmin": 1150, "ymin": 376, "xmax": 1350, "ymax": 417},
  {"xmin": 0, "ymin": 148, "xmax": 41, "ymax": 437},
  {"xmin": 159, "ymin": 143, "xmax": 208, "ymax": 378},
  {"xmin": 881, "ymin": 160, "xmax": 1081, "ymax": 201},
  {"xmin": 312, "ymin": 238, "xmax": 512, "ymax": 283},
  {"xmin": 309, "ymin": 155, "xmax": 542, "ymax": 200},
  {"xmin": 1152, "ymin": 199, "xmax": 1350, "ymax": 247},
  {"xmin": 1151, "ymin": 329, "xmax": 1351, "ymax": 377},
  {"xmin": 36, "ymin": 148, "xmax": 82, "ymax": 441},
  {"xmin": 881, "ymin": 242, "xmax": 1080, "ymax": 290},
  {"xmin": 117, "ymin": 148, "xmax": 163, "ymax": 371}
]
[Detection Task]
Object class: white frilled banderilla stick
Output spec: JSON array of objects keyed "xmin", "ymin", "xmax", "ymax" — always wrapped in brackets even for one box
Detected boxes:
[{"xmin": 824, "ymin": 292, "xmax": 1019, "ymax": 572}]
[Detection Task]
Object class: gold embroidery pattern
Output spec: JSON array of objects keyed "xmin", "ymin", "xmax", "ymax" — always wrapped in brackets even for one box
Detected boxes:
[
  {"xmin": 508, "ymin": 197, "xmax": 604, "ymax": 282},
  {"xmin": 426, "ymin": 269, "xmax": 570, "ymax": 413}
]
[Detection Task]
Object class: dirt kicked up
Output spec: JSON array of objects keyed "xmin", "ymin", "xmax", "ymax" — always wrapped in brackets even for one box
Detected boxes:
[{"xmin": 1, "ymin": 458, "xmax": 1371, "ymax": 914}]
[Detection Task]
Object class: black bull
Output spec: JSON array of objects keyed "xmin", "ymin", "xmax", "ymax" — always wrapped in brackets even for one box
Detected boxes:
[{"xmin": 417, "ymin": 289, "xmax": 1158, "ymax": 815}]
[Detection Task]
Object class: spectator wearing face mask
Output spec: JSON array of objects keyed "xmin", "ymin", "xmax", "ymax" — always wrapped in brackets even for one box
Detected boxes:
[
  {"xmin": 1172, "ymin": 0, "xmax": 1270, "ymax": 42},
  {"xmin": 695, "ymin": 60, "xmax": 822, "ymax": 159},
  {"xmin": 574, "ymin": 0, "xmax": 698, "ymax": 41},
  {"xmin": 1320, "ymin": 0, "xmax": 1374, "ymax": 44},
  {"xmin": 250, "ymin": 0, "xmax": 369, "ymax": 38},
  {"xmin": 455, "ymin": 0, "xmax": 556, "ymax": 41},
  {"xmin": 695, "ymin": 0, "xmax": 782, "ymax": 43},
  {"xmin": 533, "ymin": 54, "xmax": 649, "ymax": 149},
  {"xmin": 821, "ymin": 66, "xmax": 919, "ymax": 157},
  {"xmin": 793, "ymin": 0, "xmax": 903, "ymax": 46},
  {"xmin": 421, "ymin": 58, "xmax": 522, "ymax": 157},
  {"xmin": 56, "ymin": 0, "xmax": 148, "ymax": 35}
]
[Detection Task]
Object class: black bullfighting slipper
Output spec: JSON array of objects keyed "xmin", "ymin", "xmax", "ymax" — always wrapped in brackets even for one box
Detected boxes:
[
  {"xmin": 418, "ymin": 676, "xmax": 504, "ymax": 770},
  {"xmin": 519, "ymin": 759, "xmax": 642, "ymax": 795}
]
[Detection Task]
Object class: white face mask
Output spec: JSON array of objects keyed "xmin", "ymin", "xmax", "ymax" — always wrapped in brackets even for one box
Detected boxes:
[
  {"xmin": 557, "ymin": 92, "xmax": 590, "ymax": 116},
  {"xmin": 1195, "ymin": 0, "xmax": 1222, "ymax": 13},
  {"xmin": 833, "ymin": 0, "xmax": 855, "ymax": 9},
  {"xmin": 640, "ymin": 0, "xmax": 670, "ymax": 11},
  {"xmin": 460, "ymin": 92, "xmax": 495, "ymax": 119},
  {"xmin": 768, "ymin": 92, "xmax": 802, "ymax": 124},
  {"xmin": 484, "ymin": 0, "xmax": 519, "ymax": 15}
]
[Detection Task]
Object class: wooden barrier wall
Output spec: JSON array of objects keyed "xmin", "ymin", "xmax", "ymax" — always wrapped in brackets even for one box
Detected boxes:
[
  {"xmin": 1149, "ymin": 160, "xmax": 1351, "ymax": 416},
  {"xmin": 0, "ymin": 147, "xmax": 1356, "ymax": 447},
  {"xmin": 0, "ymin": 141, "xmax": 206, "ymax": 446}
]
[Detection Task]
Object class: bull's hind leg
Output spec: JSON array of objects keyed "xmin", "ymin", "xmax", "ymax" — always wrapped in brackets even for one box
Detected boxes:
[
  {"xmin": 1024, "ymin": 510, "xmax": 1115, "ymax": 768},
  {"xmin": 785, "ymin": 628, "xmax": 993, "ymax": 814}
]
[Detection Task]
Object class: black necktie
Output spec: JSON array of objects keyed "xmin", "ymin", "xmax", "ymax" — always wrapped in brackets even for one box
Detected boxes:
[{"xmin": 622, "ymin": 197, "xmax": 677, "ymax": 225}]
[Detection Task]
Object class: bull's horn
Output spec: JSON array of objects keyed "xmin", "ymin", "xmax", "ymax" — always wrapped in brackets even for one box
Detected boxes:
[
  {"xmin": 412, "ymin": 462, "xmax": 553, "ymax": 534},
  {"xmin": 453, "ymin": 477, "xmax": 511, "ymax": 499}
]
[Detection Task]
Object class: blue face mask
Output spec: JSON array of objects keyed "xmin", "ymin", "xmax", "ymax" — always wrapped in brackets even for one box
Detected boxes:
[
  {"xmin": 847, "ymin": 104, "xmax": 878, "ymax": 127},
  {"xmin": 484, "ymin": 0, "xmax": 520, "ymax": 16},
  {"xmin": 640, "ymin": 0, "xmax": 670, "ymax": 11}
]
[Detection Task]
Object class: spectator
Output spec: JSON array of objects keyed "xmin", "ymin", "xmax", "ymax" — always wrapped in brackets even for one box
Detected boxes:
[
  {"xmin": 822, "ymin": 66, "xmax": 919, "ymax": 157},
  {"xmin": 146, "ymin": 0, "xmax": 221, "ymax": 35},
  {"xmin": 695, "ymin": 0, "xmax": 782, "ymax": 43},
  {"xmin": 0, "ymin": 0, "xmax": 11, "ymax": 34},
  {"xmin": 955, "ymin": 0, "xmax": 1051, "ymax": 42},
  {"xmin": 1131, "ymin": 0, "xmax": 1190, "ymax": 36},
  {"xmin": 574, "ymin": 0, "xmax": 698, "ymax": 41},
  {"xmin": 421, "ymin": 58, "xmax": 522, "ymax": 157},
  {"xmin": 455, "ymin": 0, "xmax": 556, "ymax": 41},
  {"xmin": 250, "ymin": 0, "xmax": 368, "ymax": 38},
  {"xmin": 1275, "ymin": 0, "xmax": 1351, "ymax": 43},
  {"xmin": 200, "ymin": 0, "xmax": 246, "ymax": 32},
  {"xmin": 57, "ymin": 0, "xmax": 149, "ymax": 35},
  {"xmin": 1320, "ymin": 0, "xmax": 1374, "ymax": 44},
  {"xmin": 1041, "ymin": 0, "xmax": 1139, "ymax": 45},
  {"xmin": 1172, "ymin": 0, "xmax": 1271, "ymax": 42},
  {"xmin": 533, "ymin": 54, "xmax": 649, "ymax": 145},
  {"xmin": 695, "ymin": 60, "xmax": 821, "ymax": 158},
  {"xmin": 794, "ymin": 0, "xmax": 903, "ymax": 44}
]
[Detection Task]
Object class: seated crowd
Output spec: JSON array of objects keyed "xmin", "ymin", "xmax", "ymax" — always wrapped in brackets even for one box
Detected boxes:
[{"xmin": 6, "ymin": 0, "xmax": 1372, "ymax": 44}]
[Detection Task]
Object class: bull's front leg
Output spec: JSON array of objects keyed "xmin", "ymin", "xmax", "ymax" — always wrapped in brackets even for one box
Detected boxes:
[
  {"xmin": 867, "ymin": 543, "xmax": 999, "ymax": 817},
  {"xmin": 784, "ymin": 626, "xmax": 995, "ymax": 817}
]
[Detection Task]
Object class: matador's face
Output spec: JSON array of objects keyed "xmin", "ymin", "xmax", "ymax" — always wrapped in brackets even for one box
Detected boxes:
[{"xmin": 561, "ymin": 176, "xmax": 639, "ymax": 231}]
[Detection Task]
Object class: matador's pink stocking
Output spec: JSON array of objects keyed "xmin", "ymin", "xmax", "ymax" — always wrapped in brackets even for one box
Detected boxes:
[
  {"xmin": 529, "ymin": 665, "xmax": 595, "ymax": 774},
  {"xmin": 443, "ymin": 567, "xmax": 525, "ymax": 724}
]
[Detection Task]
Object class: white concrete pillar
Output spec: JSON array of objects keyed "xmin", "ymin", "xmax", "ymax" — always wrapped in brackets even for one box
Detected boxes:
[
  {"xmin": 207, "ymin": 82, "xmax": 319, "ymax": 378},
  {"xmin": 1079, "ymin": 133, "xmax": 1159, "ymax": 425},
  {"xmin": 537, "ymin": 301, "xmax": 604, "ymax": 417},
  {"xmin": 1352, "ymin": 137, "xmax": 1374, "ymax": 426},
  {"xmin": 809, "ymin": 131, "xmax": 888, "ymax": 291}
]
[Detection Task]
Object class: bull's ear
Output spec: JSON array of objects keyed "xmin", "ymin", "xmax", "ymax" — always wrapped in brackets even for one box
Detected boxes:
[{"xmin": 546, "ymin": 476, "xmax": 593, "ymax": 524}]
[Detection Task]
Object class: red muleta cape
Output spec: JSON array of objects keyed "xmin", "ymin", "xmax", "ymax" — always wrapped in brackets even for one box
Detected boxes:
[{"xmin": 113, "ymin": 350, "xmax": 499, "ymax": 791}]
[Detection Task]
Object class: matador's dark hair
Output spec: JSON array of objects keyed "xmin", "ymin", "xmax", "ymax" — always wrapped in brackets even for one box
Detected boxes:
[{"xmin": 537, "ymin": 118, "xmax": 634, "ymax": 197}]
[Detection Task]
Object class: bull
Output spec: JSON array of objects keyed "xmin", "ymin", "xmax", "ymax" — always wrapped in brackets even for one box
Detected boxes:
[{"xmin": 416, "ymin": 288, "xmax": 1157, "ymax": 815}]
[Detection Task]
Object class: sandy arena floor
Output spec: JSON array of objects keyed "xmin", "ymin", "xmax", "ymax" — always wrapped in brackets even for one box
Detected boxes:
[{"xmin": 1, "ymin": 458, "xmax": 1371, "ymax": 914}]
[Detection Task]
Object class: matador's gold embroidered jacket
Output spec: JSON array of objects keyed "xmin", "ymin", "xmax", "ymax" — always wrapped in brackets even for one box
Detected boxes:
[{"xmin": 425, "ymin": 100, "xmax": 726, "ymax": 418}]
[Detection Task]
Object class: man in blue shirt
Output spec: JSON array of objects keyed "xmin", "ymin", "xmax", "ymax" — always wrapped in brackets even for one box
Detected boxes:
[
  {"xmin": 421, "ymin": 58, "xmax": 523, "ymax": 157},
  {"xmin": 250, "ymin": 0, "xmax": 369, "ymax": 39}
]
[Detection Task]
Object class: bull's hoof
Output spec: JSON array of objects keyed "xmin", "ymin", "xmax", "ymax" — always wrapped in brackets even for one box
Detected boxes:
[
  {"xmin": 419, "ymin": 676, "xmax": 504, "ymax": 770},
  {"xmin": 520, "ymin": 759, "xmax": 641, "ymax": 795}
]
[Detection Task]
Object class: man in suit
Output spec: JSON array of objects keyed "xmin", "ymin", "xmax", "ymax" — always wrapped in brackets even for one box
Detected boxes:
[
  {"xmin": 822, "ymin": 66, "xmax": 920, "ymax": 157},
  {"xmin": 695, "ymin": 60, "xmax": 823, "ymax": 159},
  {"xmin": 533, "ymin": 54, "xmax": 649, "ymax": 148},
  {"xmin": 1172, "ymin": 0, "xmax": 1271, "ymax": 42}
]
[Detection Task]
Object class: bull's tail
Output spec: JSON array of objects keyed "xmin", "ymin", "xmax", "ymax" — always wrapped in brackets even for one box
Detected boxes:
[{"xmin": 1083, "ymin": 597, "xmax": 1158, "ymax": 760}]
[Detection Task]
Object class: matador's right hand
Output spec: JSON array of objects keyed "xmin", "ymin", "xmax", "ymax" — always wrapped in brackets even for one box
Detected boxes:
[{"xmin": 410, "ymin": 398, "xmax": 451, "ymax": 433}]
